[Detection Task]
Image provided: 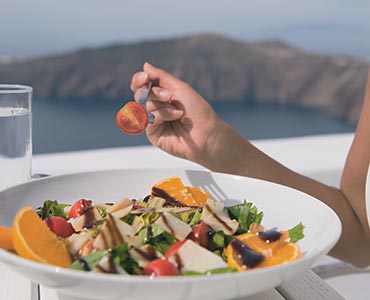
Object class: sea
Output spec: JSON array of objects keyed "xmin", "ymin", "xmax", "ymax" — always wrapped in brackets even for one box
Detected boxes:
[{"xmin": 32, "ymin": 100, "xmax": 355, "ymax": 154}]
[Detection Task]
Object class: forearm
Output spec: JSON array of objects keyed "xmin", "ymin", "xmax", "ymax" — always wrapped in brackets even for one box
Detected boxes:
[{"xmin": 203, "ymin": 121, "xmax": 370, "ymax": 267}]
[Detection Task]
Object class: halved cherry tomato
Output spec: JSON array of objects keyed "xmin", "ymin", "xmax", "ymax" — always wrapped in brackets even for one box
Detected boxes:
[
  {"xmin": 165, "ymin": 241, "xmax": 185, "ymax": 259},
  {"xmin": 188, "ymin": 222, "xmax": 212, "ymax": 248},
  {"xmin": 116, "ymin": 101, "xmax": 149, "ymax": 135},
  {"xmin": 142, "ymin": 259, "xmax": 179, "ymax": 276},
  {"xmin": 44, "ymin": 216, "xmax": 75, "ymax": 238},
  {"xmin": 69, "ymin": 199, "xmax": 93, "ymax": 219}
]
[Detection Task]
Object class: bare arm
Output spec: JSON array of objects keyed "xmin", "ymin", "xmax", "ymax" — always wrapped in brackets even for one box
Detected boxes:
[
  {"xmin": 204, "ymin": 71, "xmax": 370, "ymax": 267},
  {"xmin": 132, "ymin": 63, "xmax": 370, "ymax": 267}
]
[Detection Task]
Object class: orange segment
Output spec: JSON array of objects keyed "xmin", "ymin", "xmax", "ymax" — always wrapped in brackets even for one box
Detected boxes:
[
  {"xmin": 12, "ymin": 206, "xmax": 72, "ymax": 267},
  {"xmin": 186, "ymin": 186, "xmax": 211, "ymax": 206},
  {"xmin": 225, "ymin": 231, "xmax": 301, "ymax": 271},
  {"xmin": 261, "ymin": 243, "xmax": 301, "ymax": 267},
  {"xmin": 0, "ymin": 226, "xmax": 14, "ymax": 250},
  {"xmin": 152, "ymin": 176, "xmax": 209, "ymax": 207}
]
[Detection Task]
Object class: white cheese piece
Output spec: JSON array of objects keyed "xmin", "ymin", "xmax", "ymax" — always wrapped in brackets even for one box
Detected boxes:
[
  {"xmin": 106, "ymin": 198, "xmax": 133, "ymax": 214},
  {"xmin": 169, "ymin": 240, "xmax": 227, "ymax": 273},
  {"xmin": 201, "ymin": 199, "xmax": 239, "ymax": 235},
  {"xmin": 67, "ymin": 230, "xmax": 91, "ymax": 256},
  {"xmin": 69, "ymin": 207, "xmax": 102, "ymax": 232},
  {"xmin": 129, "ymin": 244, "xmax": 162, "ymax": 268},
  {"xmin": 155, "ymin": 212, "xmax": 192, "ymax": 241},
  {"xmin": 93, "ymin": 214, "xmax": 135, "ymax": 250}
]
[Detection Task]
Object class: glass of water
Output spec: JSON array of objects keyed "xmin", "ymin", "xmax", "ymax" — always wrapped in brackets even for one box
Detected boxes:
[{"xmin": 0, "ymin": 85, "xmax": 32, "ymax": 191}]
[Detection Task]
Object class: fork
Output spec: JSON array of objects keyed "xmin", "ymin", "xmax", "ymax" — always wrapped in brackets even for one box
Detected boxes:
[{"xmin": 138, "ymin": 81, "xmax": 155, "ymax": 124}]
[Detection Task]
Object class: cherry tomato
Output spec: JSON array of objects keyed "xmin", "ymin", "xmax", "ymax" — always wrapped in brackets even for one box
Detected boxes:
[
  {"xmin": 44, "ymin": 216, "xmax": 75, "ymax": 238},
  {"xmin": 69, "ymin": 199, "xmax": 93, "ymax": 219},
  {"xmin": 142, "ymin": 259, "xmax": 179, "ymax": 276},
  {"xmin": 188, "ymin": 222, "xmax": 212, "ymax": 248},
  {"xmin": 165, "ymin": 241, "xmax": 185, "ymax": 259},
  {"xmin": 116, "ymin": 101, "xmax": 149, "ymax": 135}
]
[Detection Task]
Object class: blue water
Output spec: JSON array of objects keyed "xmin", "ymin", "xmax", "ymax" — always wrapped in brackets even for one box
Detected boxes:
[{"xmin": 32, "ymin": 100, "xmax": 355, "ymax": 154}]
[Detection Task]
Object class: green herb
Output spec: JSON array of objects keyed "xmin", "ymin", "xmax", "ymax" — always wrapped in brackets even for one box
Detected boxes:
[
  {"xmin": 189, "ymin": 209, "xmax": 202, "ymax": 226},
  {"xmin": 70, "ymin": 250, "xmax": 109, "ymax": 271},
  {"xmin": 36, "ymin": 200, "xmax": 69, "ymax": 219},
  {"xmin": 138, "ymin": 224, "xmax": 176, "ymax": 254},
  {"xmin": 138, "ymin": 224, "xmax": 165, "ymax": 244},
  {"xmin": 121, "ymin": 213, "xmax": 135, "ymax": 225},
  {"xmin": 228, "ymin": 200, "xmax": 263, "ymax": 234},
  {"xmin": 111, "ymin": 243, "xmax": 138, "ymax": 274},
  {"xmin": 96, "ymin": 207, "xmax": 107, "ymax": 218},
  {"xmin": 289, "ymin": 222, "xmax": 305, "ymax": 243},
  {"xmin": 211, "ymin": 231, "xmax": 225, "ymax": 249},
  {"xmin": 139, "ymin": 212, "xmax": 160, "ymax": 226}
]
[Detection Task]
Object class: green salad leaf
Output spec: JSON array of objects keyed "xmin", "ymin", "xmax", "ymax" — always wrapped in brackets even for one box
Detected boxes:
[
  {"xmin": 228, "ymin": 200, "xmax": 263, "ymax": 234},
  {"xmin": 70, "ymin": 250, "xmax": 109, "ymax": 271},
  {"xmin": 36, "ymin": 200, "xmax": 69, "ymax": 219},
  {"xmin": 111, "ymin": 243, "xmax": 138, "ymax": 274},
  {"xmin": 289, "ymin": 222, "xmax": 305, "ymax": 243},
  {"xmin": 138, "ymin": 224, "xmax": 176, "ymax": 254}
]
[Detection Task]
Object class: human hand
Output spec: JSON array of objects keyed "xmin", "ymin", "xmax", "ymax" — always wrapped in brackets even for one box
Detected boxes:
[{"xmin": 130, "ymin": 63, "xmax": 227, "ymax": 166}]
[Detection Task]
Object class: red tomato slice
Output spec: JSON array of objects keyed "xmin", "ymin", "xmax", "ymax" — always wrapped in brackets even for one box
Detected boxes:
[
  {"xmin": 69, "ymin": 199, "xmax": 93, "ymax": 219},
  {"xmin": 165, "ymin": 241, "xmax": 185, "ymax": 259},
  {"xmin": 116, "ymin": 101, "xmax": 149, "ymax": 135},
  {"xmin": 44, "ymin": 216, "xmax": 75, "ymax": 238},
  {"xmin": 142, "ymin": 259, "xmax": 179, "ymax": 276}
]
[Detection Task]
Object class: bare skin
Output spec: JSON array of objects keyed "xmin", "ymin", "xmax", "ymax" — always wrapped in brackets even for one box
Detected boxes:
[{"xmin": 131, "ymin": 63, "xmax": 370, "ymax": 267}]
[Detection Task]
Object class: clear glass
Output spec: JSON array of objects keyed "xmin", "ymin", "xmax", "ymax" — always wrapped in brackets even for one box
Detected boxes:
[{"xmin": 0, "ymin": 85, "xmax": 32, "ymax": 191}]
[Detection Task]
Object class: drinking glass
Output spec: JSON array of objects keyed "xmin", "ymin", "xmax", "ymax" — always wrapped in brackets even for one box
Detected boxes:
[{"xmin": 0, "ymin": 85, "xmax": 32, "ymax": 191}]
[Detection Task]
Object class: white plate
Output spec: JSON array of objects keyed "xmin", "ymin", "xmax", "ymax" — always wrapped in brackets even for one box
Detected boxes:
[{"xmin": 0, "ymin": 168, "xmax": 341, "ymax": 300}]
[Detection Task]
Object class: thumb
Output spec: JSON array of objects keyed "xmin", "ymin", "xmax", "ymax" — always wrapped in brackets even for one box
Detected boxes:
[{"xmin": 143, "ymin": 62, "xmax": 182, "ymax": 89}]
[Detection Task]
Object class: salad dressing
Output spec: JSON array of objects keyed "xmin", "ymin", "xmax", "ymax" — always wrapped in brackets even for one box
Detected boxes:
[
  {"xmin": 147, "ymin": 225, "xmax": 154, "ymax": 240},
  {"xmin": 78, "ymin": 258, "xmax": 91, "ymax": 271},
  {"xmin": 95, "ymin": 259, "xmax": 117, "ymax": 273},
  {"xmin": 161, "ymin": 214, "xmax": 175, "ymax": 236},
  {"xmin": 131, "ymin": 245, "xmax": 157, "ymax": 261},
  {"xmin": 152, "ymin": 187, "xmax": 185, "ymax": 206},
  {"xmin": 204, "ymin": 204, "xmax": 233, "ymax": 232},
  {"xmin": 230, "ymin": 239, "xmax": 264, "ymax": 268},
  {"xmin": 258, "ymin": 230, "xmax": 281, "ymax": 243},
  {"xmin": 81, "ymin": 206, "xmax": 99, "ymax": 229}
]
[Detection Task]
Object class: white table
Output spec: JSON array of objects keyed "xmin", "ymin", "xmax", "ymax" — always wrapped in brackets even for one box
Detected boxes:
[{"xmin": 1, "ymin": 133, "xmax": 369, "ymax": 299}]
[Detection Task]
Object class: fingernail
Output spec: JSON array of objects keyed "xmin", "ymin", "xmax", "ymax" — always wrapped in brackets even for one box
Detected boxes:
[
  {"xmin": 159, "ymin": 90, "xmax": 171, "ymax": 100},
  {"xmin": 144, "ymin": 62, "xmax": 154, "ymax": 68},
  {"xmin": 138, "ymin": 72, "xmax": 148, "ymax": 81}
]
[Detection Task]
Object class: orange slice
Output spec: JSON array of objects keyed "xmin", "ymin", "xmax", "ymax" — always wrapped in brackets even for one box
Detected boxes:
[
  {"xmin": 261, "ymin": 243, "xmax": 301, "ymax": 267},
  {"xmin": 0, "ymin": 226, "xmax": 14, "ymax": 250},
  {"xmin": 152, "ymin": 176, "xmax": 210, "ymax": 207},
  {"xmin": 12, "ymin": 206, "xmax": 72, "ymax": 267},
  {"xmin": 225, "ymin": 231, "xmax": 300, "ymax": 271},
  {"xmin": 186, "ymin": 186, "xmax": 211, "ymax": 206}
]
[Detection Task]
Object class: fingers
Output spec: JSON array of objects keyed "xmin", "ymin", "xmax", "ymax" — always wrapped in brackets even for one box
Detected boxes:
[
  {"xmin": 143, "ymin": 62, "xmax": 183, "ymax": 89},
  {"xmin": 130, "ymin": 72, "xmax": 150, "ymax": 92},
  {"xmin": 150, "ymin": 105, "xmax": 184, "ymax": 124},
  {"xmin": 134, "ymin": 86, "xmax": 172, "ymax": 103}
]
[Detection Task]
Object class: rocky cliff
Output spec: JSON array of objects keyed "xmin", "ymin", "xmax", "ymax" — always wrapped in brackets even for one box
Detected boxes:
[{"xmin": 0, "ymin": 34, "xmax": 368, "ymax": 124}]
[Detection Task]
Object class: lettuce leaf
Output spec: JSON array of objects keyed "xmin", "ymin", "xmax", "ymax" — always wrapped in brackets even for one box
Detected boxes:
[
  {"xmin": 228, "ymin": 200, "xmax": 263, "ymax": 234},
  {"xmin": 289, "ymin": 222, "xmax": 305, "ymax": 243}
]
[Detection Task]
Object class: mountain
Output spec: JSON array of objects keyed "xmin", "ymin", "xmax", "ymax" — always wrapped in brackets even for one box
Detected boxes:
[{"xmin": 0, "ymin": 34, "xmax": 368, "ymax": 124}]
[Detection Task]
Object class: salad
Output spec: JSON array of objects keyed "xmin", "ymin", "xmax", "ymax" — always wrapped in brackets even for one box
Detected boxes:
[{"xmin": 1, "ymin": 176, "xmax": 304, "ymax": 277}]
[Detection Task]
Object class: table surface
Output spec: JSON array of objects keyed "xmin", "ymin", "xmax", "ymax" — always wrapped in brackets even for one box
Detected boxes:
[{"xmin": 1, "ymin": 133, "xmax": 369, "ymax": 299}]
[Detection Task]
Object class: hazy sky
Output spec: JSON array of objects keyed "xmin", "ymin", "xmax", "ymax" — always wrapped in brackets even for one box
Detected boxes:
[{"xmin": 1, "ymin": 0, "xmax": 369, "ymax": 59}]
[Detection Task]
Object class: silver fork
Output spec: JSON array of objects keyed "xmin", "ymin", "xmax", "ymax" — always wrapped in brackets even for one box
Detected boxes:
[
  {"xmin": 185, "ymin": 170, "xmax": 233, "ymax": 204},
  {"xmin": 138, "ymin": 81, "xmax": 155, "ymax": 124}
]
